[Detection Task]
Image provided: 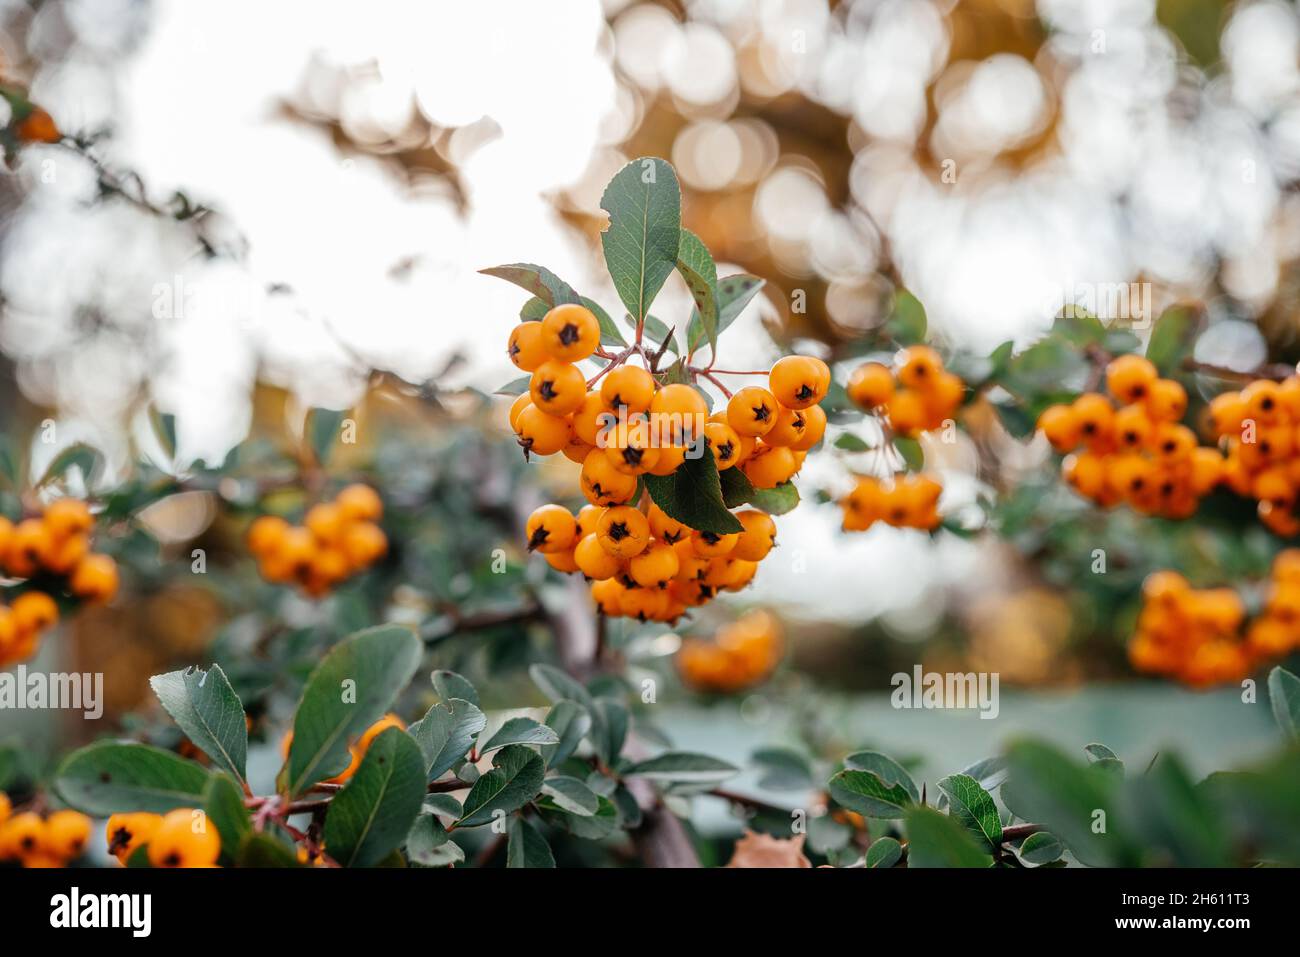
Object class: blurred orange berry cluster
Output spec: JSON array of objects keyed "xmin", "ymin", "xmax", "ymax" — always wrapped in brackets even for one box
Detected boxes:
[
  {"xmin": 280, "ymin": 712, "xmax": 404, "ymax": 786},
  {"xmin": 247, "ymin": 484, "xmax": 388, "ymax": 597},
  {"xmin": 0, "ymin": 795, "xmax": 91, "ymax": 868},
  {"xmin": 1036, "ymin": 355, "xmax": 1217, "ymax": 517},
  {"xmin": 106, "ymin": 808, "xmax": 220, "ymax": 868},
  {"xmin": 0, "ymin": 499, "xmax": 118, "ymax": 666},
  {"xmin": 1201, "ymin": 376, "xmax": 1300, "ymax": 535},
  {"xmin": 677, "ymin": 610, "xmax": 783, "ymax": 693},
  {"xmin": 846, "ymin": 345, "xmax": 966, "ymax": 436},
  {"xmin": 529, "ymin": 502, "xmax": 777, "ymax": 623},
  {"xmin": 1129, "ymin": 554, "xmax": 1300, "ymax": 687},
  {"xmin": 841, "ymin": 472, "xmax": 943, "ymax": 532}
]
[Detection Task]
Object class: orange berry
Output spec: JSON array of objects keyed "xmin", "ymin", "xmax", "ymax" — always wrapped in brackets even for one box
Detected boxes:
[
  {"xmin": 885, "ymin": 389, "xmax": 927, "ymax": 436},
  {"xmin": 1071, "ymin": 393, "xmax": 1115, "ymax": 450},
  {"xmin": 733, "ymin": 510, "xmax": 776, "ymax": 561},
  {"xmin": 515, "ymin": 404, "xmax": 572, "ymax": 456},
  {"xmin": 847, "ymin": 362, "xmax": 894, "ymax": 409},
  {"xmin": 896, "ymin": 345, "xmax": 944, "ymax": 390},
  {"xmin": 43, "ymin": 810, "xmax": 91, "ymax": 861},
  {"xmin": 336, "ymin": 484, "xmax": 384, "ymax": 522},
  {"xmin": 703, "ymin": 421, "xmax": 742, "ymax": 470},
  {"xmin": 44, "ymin": 532, "xmax": 89, "ymax": 575},
  {"xmin": 16, "ymin": 106, "xmax": 61, "ymax": 144},
  {"xmin": 1063, "ymin": 451, "xmax": 1108, "ymax": 500},
  {"xmin": 1253, "ymin": 468, "xmax": 1295, "ymax": 510},
  {"xmin": 540, "ymin": 303, "xmax": 600, "ymax": 362},
  {"xmin": 1205, "ymin": 392, "xmax": 1247, "ymax": 439},
  {"xmin": 340, "ymin": 522, "xmax": 387, "ymax": 569},
  {"xmin": 1145, "ymin": 378, "xmax": 1189, "ymax": 422},
  {"xmin": 628, "ymin": 541, "xmax": 680, "ymax": 588},
  {"xmin": 741, "ymin": 443, "xmax": 797, "ymax": 489},
  {"xmin": 525, "ymin": 504, "xmax": 577, "ymax": 554},
  {"xmin": 768, "ymin": 355, "xmax": 830, "ymax": 410},
  {"xmin": 596, "ymin": 505, "xmax": 650, "ymax": 559},
  {"xmin": 690, "ymin": 528, "xmax": 738, "ymax": 560},
  {"xmin": 562, "ymin": 437, "xmax": 595, "ymax": 464},
  {"xmin": 726, "ymin": 387, "xmax": 778, "ymax": 438},
  {"xmin": 762, "ymin": 405, "xmax": 808, "ymax": 448},
  {"xmin": 106, "ymin": 812, "xmax": 162, "ymax": 865},
  {"xmin": 603, "ymin": 419, "xmax": 661, "ymax": 475},
  {"xmin": 575, "ymin": 533, "xmax": 623, "ymax": 581},
  {"xmin": 600, "ymin": 365, "xmax": 656, "ymax": 414},
  {"xmin": 1104, "ymin": 354, "xmax": 1158, "ymax": 404},
  {"xmin": 649, "ymin": 383, "xmax": 709, "ymax": 445},
  {"xmin": 5, "ymin": 519, "xmax": 52, "ymax": 578},
  {"xmin": 571, "ymin": 392, "xmax": 614, "ymax": 446},
  {"xmin": 1143, "ymin": 570, "xmax": 1189, "ymax": 607},
  {"xmin": 789, "ymin": 403, "xmax": 826, "ymax": 452},
  {"xmin": 12, "ymin": 591, "xmax": 58, "ymax": 634},
  {"xmin": 1112, "ymin": 404, "xmax": 1153, "ymax": 451},
  {"xmin": 147, "ymin": 808, "xmax": 222, "ymax": 868},
  {"xmin": 924, "ymin": 371, "xmax": 965, "ymax": 419},
  {"xmin": 647, "ymin": 443, "xmax": 686, "ymax": 476},
  {"xmin": 248, "ymin": 515, "xmax": 290, "ymax": 557},
  {"xmin": 304, "ymin": 503, "xmax": 346, "ymax": 543},
  {"xmin": 544, "ymin": 548, "xmax": 580, "ymax": 574},
  {"xmin": 508, "ymin": 321, "xmax": 549, "ymax": 372},
  {"xmin": 1036, "ymin": 405, "xmax": 1080, "ymax": 453},
  {"xmin": 69, "ymin": 554, "xmax": 120, "ymax": 603},
  {"xmin": 648, "ymin": 503, "xmax": 688, "ymax": 544},
  {"xmin": 43, "ymin": 498, "xmax": 94, "ymax": 538},
  {"xmin": 508, "ymin": 394, "xmax": 533, "ymax": 432},
  {"xmin": 1150, "ymin": 423, "xmax": 1197, "ymax": 463},
  {"xmin": 0, "ymin": 812, "xmax": 45, "ymax": 861},
  {"xmin": 1242, "ymin": 379, "xmax": 1283, "ymax": 426},
  {"xmin": 579, "ymin": 449, "xmax": 638, "ymax": 506},
  {"xmin": 1189, "ymin": 447, "xmax": 1225, "ymax": 496},
  {"xmin": 530, "ymin": 360, "xmax": 587, "ymax": 416}
]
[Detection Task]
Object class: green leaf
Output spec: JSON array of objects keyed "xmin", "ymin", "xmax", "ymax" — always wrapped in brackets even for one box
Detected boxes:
[
  {"xmin": 539, "ymin": 794, "xmax": 619, "ymax": 840},
  {"xmin": 591, "ymin": 698, "xmax": 629, "ymax": 766},
  {"xmin": 599, "ymin": 157, "xmax": 681, "ymax": 324},
  {"xmin": 282, "ymin": 625, "xmax": 422, "ymax": 799},
  {"xmin": 479, "ymin": 717, "xmax": 560, "ymax": 754},
  {"xmin": 305, "ymin": 407, "xmax": 346, "ymax": 467},
  {"xmin": 1018, "ymin": 830, "xmax": 1064, "ymax": 865},
  {"xmin": 422, "ymin": 794, "xmax": 463, "ymax": 819},
  {"xmin": 38, "ymin": 442, "xmax": 105, "ymax": 489},
  {"xmin": 623, "ymin": 751, "xmax": 738, "ymax": 785},
  {"xmin": 457, "ymin": 745, "xmax": 546, "ymax": 827},
  {"xmin": 904, "ymin": 807, "xmax": 993, "ymax": 867},
  {"xmin": 1269, "ymin": 666, "xmax": 1300, "ymax": 743},
  {"xmin": 408, "ymin": 698, "xmax": 487, "ymax": 782},
  {"xmin": 405, "ymin": 813, "xmax": 453, "ymax": 866},
  {"xmin": 687, "ymin": 274, "xmax": 766, "ymax": 356},
  {"xmin": 540, "ymin": 701, "xmax": 591, "ymax": 769},
  {"xmin": 865, "ymin": 836, "xmax": 902, "ymax": 868},
  {"xmin": 828, "ymin": 769, "xmax": 914, "ymax": 819},
  {"xmin": 540, "ymin": 775, "xmax": 600, "ymax": 816},
  {"xmin": 833, "ymin": 433, "xmax": 873, "ymax": 453},
  {"xmin": 1084, "ymin": 742, "xmax": 1125, "ymax": 777},
  {"xmin": 1051, "ymin": 310, "xmax": 1107, "ymax": 347},
  {"xmin": 676, "ymin": 229, "xmax": 719, "ymax": 357},
  {"xmin": 479, "ymin": 263, "xmax": 582, "ymax": 307},
  {"xmin": 718, "ymin": 467, "xmax": 756, "ymax": 509},
  {"xmin": 752, "ymin": 747, "xmax": 815, "ymax": 792},
  {"xmin": 0, "ymin": 433, "xmax": 19, "ymax": 491},
  {"xmin": 642, "ymin": 438, "xmax": 743, "ymax": 535},
  {"xmin": 937, "ymin": 773, "xmax": 1002, "ymax": 846},
  {"xmin": 431, "ymin": 670, "xmax": 480, "ymax": 708},
  {"xmin": 746, "ymin": 481, "xmax": 800, "ymax": 516},
  {"xmin": 494, "ymin": 375, "xmax": 532, "ymax": 397},
  {"xmin": 583, "ymin": 296, "xmax": 627, "ymax": 347},
  {"xmin": 148, "ymin": 406, "xmax": 177, "ymax": 460},
  {"xmin": 885, "ymin": 290, "xmax": 927, "ymax": 345},
  {"xmin": 507, "ymin": 816, "xmax": 555, "ymax": 868},
  {"xmin": 843, "ymin": 751, "xmax": 919, "ymax": 801},
  {"xmin": 149, "ymin": 664, "xmax": 248, "ymax": 786},
  {"xmin": 1145, "ymin": 305, "xmax": 1199, "ymax": 375},
  {"xmin": 519, "ymin": 296, "xmax": 549, "ymax": 322},
  {"xmin": 323, "ymin": 727, "xmax": 427, "ymax": 867},
  {"xmin": 893, "ymin": 436, "xmax": 924, "ymax": 471},
  {"xmin": 529, "ymin": 664, "xmax": 594, "ymax": 711},
  {"xmin": 237, "ymin": 832, "xmax": 301, "ymax": 867},
  {"xmin": 55, "ymin": 742, "xmax": 210, "ymax": 815},
  {"xmin": 202, "ymin": 772, "xmax": 252, "ymax": 860}
]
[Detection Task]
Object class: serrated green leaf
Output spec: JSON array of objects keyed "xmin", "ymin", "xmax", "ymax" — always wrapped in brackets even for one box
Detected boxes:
[
  {"xmin": 540, "ymin": 775, "xmax": 600, "ymax": 816},
  {"xmin": 480, "ymin": 263, "xmax": 582, "ymax": 307},
  {"xmin": 599, "ymin": 157, "xmax": 681, "ymax": 324},
  {"xmin": 843, "ymin": 751, "xmax": 919, "ymax": 801},
  {"xmin": 904, "ymin": 806, "xmax": 993, "ymax": 868},
  {"xmin": 540, "ymin": 701, "xmax": 591, "ymax": 769},
  {"xmin": 687, "ymin": 274, "xmax": 765, "ymax": 356},
  {"xmin": 282, "ymin": 625, "xmax": 422, "ymax": 799},
  {"xmin": 149, "ymin": 664, "xmax": 248, "ymax": 786},
  {"xmin": 323, "ymin": 728, "xmax": 426, "ymax": 867},
  {"xmin": 479, "ymin": 717, "xmax": 559, "ymax": 754},
  {"xmin": 676, "ymin": 229, "xmax": 718, "ymax": 357},
  {"xmin": 828, "ymin": 769, "xmax": 914, "ymax": 819},
  {"xmin": 937, "ymin": 773, "xmax": 1002, "ymax": 846},
  {"xmin": 408, "ymin": 698, "xmax": 487, "ymax": 782},
  {"xmin": 406, "ymin": 812, "xmax": 451, "ymax": 865},
  {"xmin": 1019, "ymin": 830, "xmax": 1064, "ymax": 864},
  {"xmin": 432, "ymin": 670, "xmax": 480, "ymax": 708},
  {"xmin": 457, "ymin": 745, "xmax": 545, "ymax": 827}
]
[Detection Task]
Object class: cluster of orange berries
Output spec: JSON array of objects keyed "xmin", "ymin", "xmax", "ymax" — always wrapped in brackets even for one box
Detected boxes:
[
  {"xmin": 280, "ymin": 712, "xmax": 404, "ymax": 785},
  {"xmin": 0, "ymin": 794, "xmax": 91, "ymax": 868},
  {"xmin": 846, "ymin": 345, "xmax": 966, "ymax": 436},
  {"xmin": 0, "ymin": 499, "xmax": 119, "ymax": 666},
  {"xmin": 841, "ymin": 472, "xmax": 944, "ymax": 532},
  {"xmin": 1129, "ymin": 553, "xmax": 1300, "ymax": 687},
  {"xmin": 105, "ymin": 808, "xmax": 221, "ymax": 868},
  {"xmin": 676, "ymin": 609, "xmax": 783, "ymax": 693},
  {"xmin": 247, "ymin": 484, "xmax": 388, "ymax": 597},
  {"xmin": 1035, "ymin": 355, "xmax": 1217, "ymax": 518},
  {"xmin": 508, "ymin": 304, "xmax": 827, "ymax": 490},
  {"xmin": 1201, "ymin": 376, "xmax": 1300, "ymax": 536},
  {"xmin": 527, "ymin": 501, "xmax": 778, "ymax": 622}
]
